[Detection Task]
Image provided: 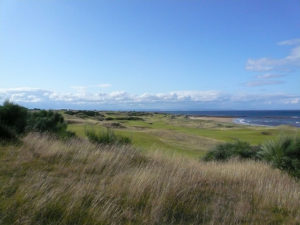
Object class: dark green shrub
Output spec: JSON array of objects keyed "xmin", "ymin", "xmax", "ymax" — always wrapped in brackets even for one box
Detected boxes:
[
  {"xmin": 104, "ymin": 116, "xmax": 144, "ymax": 121},
  {"xmin": 117, "ymin": 116, "xmax": 144, "ymax": 121},
  {"xmin": 80, "ymin": 110, "xmax": 101, "ymax": 117},
  {"xmin": 27, "ymin": 110, "xmax": 67, "ymax": 133},
  {"xmin": 27, "ymin": 110, "xmax": 75, "ymax": 139},
  {"xmin": 261, "ymin": 131, "xmax": 272, "ymax": 135},
  {"xmin": 0, "ymin": 124, "xmax": 18, "ymax": 142},
  {"xmin": 0, "ymin": 101, "xmax": 28, "ymax": 134},
  {"xmin": 258, "ymin": 136, "xmax": 300, "ymax": 177},
  {"xmin": 85, "ymin": 128, "xmax": 131, "ymax": 145},
  {"xmin": 64, "ymin": 110, "xmax": 76, "ymax": 115},
  {"xmin": 65, "ymin": 110, "xmax": 102, "ymax": 117},
  {"xmin": 0, "ymin": 102, "xmax": 74, "ymax": 141},
  {"xmin": 117, "ymin": 136, "xmax": 131, "ymax": 144},
  {"xmin": 127, "ymin": 112, "xmax": 152, "ymax": 116},
  {"xmin": 203, "ymin": 140, "xmax": 260, "ymax": 161}
]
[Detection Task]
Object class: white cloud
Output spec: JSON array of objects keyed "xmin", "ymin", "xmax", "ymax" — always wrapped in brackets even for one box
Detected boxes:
[
  {"xmin": 44, "ymin": 90, "xmax": 222, "ymax": 104},
  {"xmin": 245, "ymin": 39, "xmax": 300, "ymax": 72},
  {"xmin": 70, "ymin": 84, "xmax": 111, "ymax": 93},
  {"xmin": 245, "ymin": 39, "xmax": 300, "ymax": 88},
  {"xmin": 0, "ymin": 88, "xmax": 51, "ymax": 103},
  {"xmin": 246, "ymin": 80, "xmax": 284, "ymax": 87},
  {"xmin": 0, "ymin": 87, "xmax": 299, "ymax": 108},
  {"xmin": 134, "ymin": 91, "xmax": 222, "ymax": 103},
  {"xmin": 96, "ymin": 83, "xmax": 111, "ymax": 88},
  {"xmin": 256, "ymin": 73, "xmax": 285, "ymax": 79},
  {"xmin": 246, "ymin": 58, "xmax": 280, "ymax": 72},
  {"xmin": 278, "ymin": 38, "xmax": 300, "ymax": 46},
  {"xmin": 246, "ymin": 73, "xmax": 285, "ymax": 87},
  {"xmin": 230, "ymin": 93, "xmax": 300, "ymax": 105},
  {"xmin": 283, "ymin": 98, "xmax": 300, "ymax": 104}
]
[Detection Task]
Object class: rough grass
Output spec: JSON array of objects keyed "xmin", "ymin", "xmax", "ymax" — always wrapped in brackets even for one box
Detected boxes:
[{"xmin": 0, "ymin": 133, "xmax": 300, "ymax": 225}]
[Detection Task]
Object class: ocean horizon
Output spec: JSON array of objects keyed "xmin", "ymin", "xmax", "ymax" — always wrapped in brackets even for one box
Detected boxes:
[{"xmin": 162, "ymin": 110, "xmax": 300, "ymax": 127}]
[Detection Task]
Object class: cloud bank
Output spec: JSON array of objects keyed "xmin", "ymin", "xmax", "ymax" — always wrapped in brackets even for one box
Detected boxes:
[{"xmin": 0, "ymin": 87, "xmax": 299, "ymax": 110}]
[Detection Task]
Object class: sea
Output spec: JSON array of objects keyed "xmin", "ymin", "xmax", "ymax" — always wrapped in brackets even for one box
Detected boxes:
[{"xmin": 163, "ymin": 110, "xmax": 300, "ymax": 127}]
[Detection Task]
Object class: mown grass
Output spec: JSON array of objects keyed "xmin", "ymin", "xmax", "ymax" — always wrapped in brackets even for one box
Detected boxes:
[{"xmin": 0, "ymin": 133, "xmax": 299, "ymax": 225}]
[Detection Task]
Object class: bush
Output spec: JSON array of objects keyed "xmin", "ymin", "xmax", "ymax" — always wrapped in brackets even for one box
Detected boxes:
[
  {"xmin": 0, "ymin": 101, "xmax": 28, "ymax": 134},
  {"xmin": 204, "ymin": 140, "xmax": 260, "ymax": 161},
  {"xmin": 104, "ymin": 116, "xmax": 144, "ymax": 121},
  {"xmin": 117, "ymin": 116, "xmax": 144, "ymax": 121},
  {"xmin": 27, "ymin": 110, "xmax": 66, "ymax": 133},
  {"xmin": 27, "ymin": 110, "xmax": 75, "ymax": 139},
  {"xmin": 127, "ymin": 111, "xmax": 152, "ymax": 116},
  {"xmin": 0, "ymin": 124, "xmax": 18, "ymax": 142},
  {"xmin": 258, "ymin": 136, "xmax": 300, "ymax": 177},
  {"xmin": 85, "ymin": 128, "xmax": 131, "ymax": 145},
  {"xmin": 0, "ymin": 102, "xmax": 75, "ymax": 141},
  {"xmin": 65, "ymin": 110, "xmax": 103, "ymax": 117}
]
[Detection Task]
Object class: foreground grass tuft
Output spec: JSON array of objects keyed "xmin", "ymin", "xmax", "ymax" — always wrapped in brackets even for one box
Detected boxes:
[
  {"xmin": 85, "ymin": 128, "xmax": 131, "ymax": 145},
  {"xmin": 259, "ymin": 135, "xmax": 300, "ymax": 177},
  {"xmin": 0, "ymin": 133, "xmax": 300, "ymax": 224}
]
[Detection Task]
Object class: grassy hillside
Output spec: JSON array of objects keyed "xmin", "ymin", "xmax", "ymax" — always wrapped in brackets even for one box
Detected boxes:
[
  {"xmin": 1, "ymin": 133, "xmax": 299, "ymax": 225},
  {"xmin": 65, "ymin": 111, "xmax": 299, "ymax": 158}
]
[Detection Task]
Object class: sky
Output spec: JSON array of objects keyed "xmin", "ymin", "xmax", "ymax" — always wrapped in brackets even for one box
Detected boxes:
[{"xmin": 0, "ymin": 0, "xmax": 300, "ymax": 110}]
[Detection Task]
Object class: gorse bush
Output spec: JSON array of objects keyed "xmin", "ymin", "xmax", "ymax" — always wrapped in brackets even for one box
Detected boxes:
[
  {"xmin": 203, "ymin": 140, "xmax": 260, "ymax": 161},
  {"xmin": 258, "ymin": 136, "xmax": 300, "ymax": 178},
  {"xmin": 85, "ymin": 128, "xmax": 131, "ymax": 145}
]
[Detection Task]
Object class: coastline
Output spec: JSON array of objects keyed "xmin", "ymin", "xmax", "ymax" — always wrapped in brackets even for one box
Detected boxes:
[{"xmin": 187, "ymin": 114, "xmax": 300, "ymax": 128}]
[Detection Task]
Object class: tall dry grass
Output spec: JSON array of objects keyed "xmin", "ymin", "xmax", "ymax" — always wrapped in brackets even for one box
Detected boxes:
[{"xmin": 0, "ymin": 133, "xmax": 299, "ymax": 225}]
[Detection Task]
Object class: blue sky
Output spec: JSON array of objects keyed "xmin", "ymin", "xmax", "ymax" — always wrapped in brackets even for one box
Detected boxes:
[{"xmin": 0, "ymin": 0, "xmax": 299, "ymax": 110}]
